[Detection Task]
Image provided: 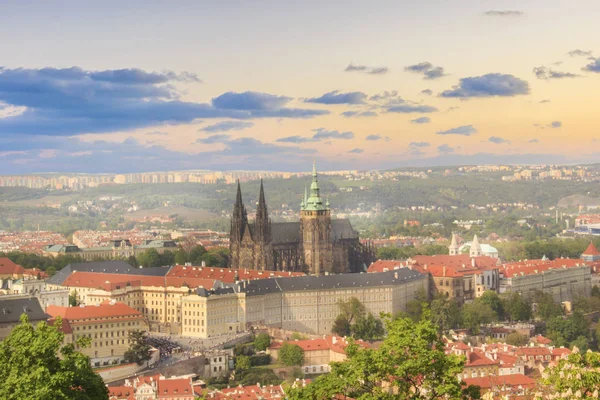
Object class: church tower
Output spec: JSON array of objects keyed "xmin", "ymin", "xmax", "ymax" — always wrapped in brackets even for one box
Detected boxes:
[
  {"xmin": 229, "ymin": 181, "xmax": 248, "ymax": 268},
  {"xmin": 470, "ymin": 234, "xmax": 482, "ymax": 257},
  {"xmin": 300, "ymin": 162, "xmax": 333, "ymax": 275},
  {"xmin": 449, "ymin": 232, "xmax": 460, "ymax": 256},
  {"xmin": 253, "ymin": 179, "xmax": 273, "ymax": 270}
]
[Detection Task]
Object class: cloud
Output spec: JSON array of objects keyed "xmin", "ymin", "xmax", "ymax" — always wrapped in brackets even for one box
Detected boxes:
[
  {"xmin": 368, "ymin": 67, "xmax": 389, "ymax": 75},
  {"xmin": 420, "ymin": 89, "xmax": 433, "ymax": 96},
  {"xmin": 305, "ymin": 90, "xmax": 368, "ymax": 105},
  {"xmin": 196, "ymin": 134, "xmax": 233, "ymax": 144},
  {"xmin": 536, "ymin": 121, "xmax": 562, "ymax": 129},
  {"xmin": 568, "ymin": 49, "xmax": 593, "ymax": 57},
  {"xmin": 0, "ymin": 67, "xmax": 328, "ymax": 136},
  {"xmin": 411, "ymin": 117, "xmax": 431, "ymax": 124},
  {"xmin": 436, "ymin": 125, "xmax": 477, "ymax": 136},
  {"xmin": 405, "ymin": 62, "xmax": 447, "ymax": 80},
  {"xmin": 348, "ymin": 148, "xmax": 364, "ymax": 154},
  {"xmin": 369, "ymin": 91, "xmax": 401, "ymax": 102},
  {"xmin": 484, "ymin": 10, "xmax": 523, "ymax": 16},
  {"xmin": 365, "ymin": 134, "xmax": 390, "ymax": 141},
  {"xmin": 387, "ymin": 104, "xmax": 438, "ymax": 113},
  {"xmin": 440, "ymin": 73, "xmax": 530, "ymax": 98},
  {"xmin": 539, "ymin": 99, "xmax": 551, "ymax": 104},
  {"xmin": 583, "ymin": 58, "xmax": 600, "ymax": 73},
  {"xmin": 276, "ymin": 135, "xmax": 315, "ymax": 144},
  {"xmin": 340, "ymin": 111, "xmax": 378, "ymax": 118},
  {"xmin": 529, "ymin": 139, "xmax": 539, "ymax": 143},
  {"xmin": 312, "ymin": 128, "xmax": 354, "ymax": 140},
  {"xmin": 410, "ymin": 141, "xmax": 430, "ymax": 148},
  {"xmin": 277, "ymin": 128, "xmax": 354, "ymax": 143},
  {"xmin": 437, "ymin": 144, "xmax": 455, "ymax": 154},
  {"xmin": 199, "ymin": 121, "xmax": 254, "ymax": 133},
  {"xmin": 488, "ymin": 136, "xmax": 510, "ymax": 144},
  {"xmin": 551, "ymin": 121, "xmax": 562, "ymax": 128},
  {"xmin": 344, "ymin": 63, "xmax": 389, "ymax": 75},
  {"xmin": 533, "ymin": 66, "xmax": 579, "ymax": 79}
]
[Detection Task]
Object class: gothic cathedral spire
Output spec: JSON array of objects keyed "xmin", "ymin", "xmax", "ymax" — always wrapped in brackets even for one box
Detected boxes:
[{"xmin": 255, "ymin": 179, "xmax": 271, "ymax": 242}]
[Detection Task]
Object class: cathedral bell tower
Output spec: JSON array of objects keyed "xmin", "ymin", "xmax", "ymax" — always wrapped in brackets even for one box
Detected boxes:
[
  {"xmin": 253, "ymin": 179, "xmax": 273, "ymax": 270},
  {"xmin": 229, "ymin": 181, "xmax": 248, "ymax": 269},
  {"xmin": 300, "ymin": 162, "xmax": 333, "ymax": 275}
]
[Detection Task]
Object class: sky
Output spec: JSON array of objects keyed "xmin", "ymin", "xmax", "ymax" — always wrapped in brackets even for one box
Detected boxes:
[{"xmin": 1, "ymin": 0, "xmax": 600, "ymax": 173}]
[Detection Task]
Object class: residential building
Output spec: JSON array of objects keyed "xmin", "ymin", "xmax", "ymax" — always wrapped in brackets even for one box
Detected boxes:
[
  {"xmin": 0, "ymin": 296, "xmax": 47, "ymax": 340},
  {"xmin": 268, "ymin": 335, "xmax": 369, "ymax": 375},
  {"xmin": 46, "ymin": 301, "xmax": 149, "ymax": 365},
  {"xmin": 498, "ymin": 258, "xmax": 591, "ymax": 302},
  {"xmin": 44, "ymin": 239, "xmax": 178, "ymax": 261}
]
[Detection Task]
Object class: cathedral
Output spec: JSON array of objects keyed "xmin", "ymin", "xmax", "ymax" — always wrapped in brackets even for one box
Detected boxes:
[{"xmin": 229, "ymin": 163, "xmax": 374, "ymax": 275}]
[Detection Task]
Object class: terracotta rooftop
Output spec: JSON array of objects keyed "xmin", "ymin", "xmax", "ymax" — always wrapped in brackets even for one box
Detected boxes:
[
  {"xmin": 168, "ymin": 265, "xmax": 303, "ymax": 282},
  {"xmin": 499, "ymin": 258, "xmax": 586, "ymax": 278},
  {"xmin": 46, "ymin": 302, "xmax": 142, "ymax": 321},
  {"xmin": 61, "ymin": 271, "xmax": 215, "ymax": 291},
  {"xmin": 108, "ymin": 386, "xmax": 135, "ymax": 400},
  {"xmin": 463, "ymin": 374, "xmax": 536, "ymax": 390},
  {"xmin": 367, "ymin": 260, "xmax": 404, "ymax": 273},
  {"xmin": 269, "ymin": 335, "xmax": 369, "ymax": 355},
  {"xmin": 583, "ymin": 241, "xmax": 600, "ymax": 256},
  {"xmin": 410, "ymin": 254, "xmax": 499, "ymax": 269},
  {"xmin": 0, "ymin": 258, "xmax": 26, "ymax": 275},
  {"xmin": 156, "ymin": 378, "xmax": 194, "ymax": 398}
]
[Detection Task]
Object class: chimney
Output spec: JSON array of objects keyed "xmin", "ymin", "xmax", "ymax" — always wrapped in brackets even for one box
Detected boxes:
[
  {"xmin": 202, "ymin": 261, "xmax": 206, "ymax": 267},
  {"xmin": 443, "ymin": 265, "xmax": 446, "ymax": 276},
  {"xmin": 471, "ymin": 258, "xmax": 476, "ymax": 267}
]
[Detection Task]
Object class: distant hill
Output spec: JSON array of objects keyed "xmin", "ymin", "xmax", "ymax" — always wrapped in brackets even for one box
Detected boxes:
[{"xmin": 557, "ymin": 194, "xmax": 600, "ymax": 208}]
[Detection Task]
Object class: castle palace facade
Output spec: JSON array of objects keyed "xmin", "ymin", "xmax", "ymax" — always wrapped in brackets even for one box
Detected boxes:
[{"xmin": 229, "ymin": 163, "xmax": 374, "ymax": 275}]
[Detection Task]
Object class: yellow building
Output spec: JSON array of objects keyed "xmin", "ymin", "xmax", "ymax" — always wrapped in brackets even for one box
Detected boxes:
[
  {"xmin": 46, "ymin": 301, "xmax": 148, "ymax": 366},
  {"xmin": 181, "ymin": 287, "xmax": 245, "ymax": 338}
]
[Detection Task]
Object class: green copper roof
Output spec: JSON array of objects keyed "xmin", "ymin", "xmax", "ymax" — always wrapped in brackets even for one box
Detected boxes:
[{"xmin": 302, "ymin": 161, "xmax": 328, "ymax": 211}]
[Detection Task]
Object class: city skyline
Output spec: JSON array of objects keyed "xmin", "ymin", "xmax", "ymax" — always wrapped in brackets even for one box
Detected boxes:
[{"xmin": 2, "ymin": 0, "xmax": 600, "ymax": 173}]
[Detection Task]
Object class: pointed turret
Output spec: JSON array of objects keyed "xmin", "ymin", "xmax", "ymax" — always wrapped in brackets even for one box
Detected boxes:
[
  {"xmin": 304, "ymin": 161, "xmax": 326, "ymax": 211},
  {"xmin": 449, "ymin": 232, "xmax": 459, "ymax": 256},
  {"xmin": 231, "ymin": 180, "xmax": 248, "ymax": 241},
  {"xmin": 255, "ymin": 179, "xmax": 271, "ymax": 242},
  {"xmin": 470, "ymin": 234, "xmax": 482, "ymax": 257},
  {"xmin": 301, "ymin": 185, "xmax": 308, "ymax": 210},
  {"xmin": 582, "ymin": 241, "xmax": 600, "ymax": 262}
]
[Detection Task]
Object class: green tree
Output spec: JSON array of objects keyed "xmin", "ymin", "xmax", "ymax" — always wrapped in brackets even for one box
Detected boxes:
[
  {"xmin": 479, "ymin": 291, "xmax": 505, "ymax": 320},
  {"xmin": 0, "ymin": 314, "xmax": 108, "ymax": 400},
  {"xmin": 46, "ymin": 265, "xmax": 57, "ymax": 277},
  {"xmin": 331, "ymin": 315, "xmax": 351, "ymax": 337},
  {"xmin": 505, "ymin": 332, "xmax": 529, "ymax": 346},
  {"xmin": 592, "ymin": 285, "xmax": 600, "ymax": 298},
  {"xmin": 546, "ymin": 311, "xmax": 590, "ymax": 349},
  {"xmin": 235, "ymin": 355, "xmax": 251, "ymax": 372},
  {"xmin": 287, "ymin": 311, "xmax": 479, "ymax": 400},
  {"xmin": 351, "ymin": 313, "xmax": 385, "ymax": 341},
  {"xmin": 253, "ymin": 333, "xmax": 271, "ymax": 352},
  {"xmin": 174, "ymin": 248, "xmax": 188, "ymax": 265},
  {"xmin": 124, "ymin": 330, "xmax": 152, "ymax": 365},
  {"xmin": 403, "ymin": 286, "xmax": 429, "ymax": 323},
  {"xmin": 533, "ymin": 291, "xmax": 564, "ymax": 320},
  {"xmin": 461, "ymin": 302, "xmax": 496, "ymax": 334},
  {"xmin": 136, "ymin": 249, "xmax": 162, "ymax": 268},
  {"xmin": 502, "ymin": 292, "xmax": 531, "ymax": 322},
  {"xmin": 430, "ymin": 295, "xmax": 461, "ymax": 333},
  {"xmin": 69, "ymin": 290, "xmax": 79, "ymax": 307},
  {"xmin": 538, "ymin": 350, "xmax": 600, "ymax": 399},
  {"xmin": 278, "ymin": 343, "xmax": 304, "ymax": 366}
]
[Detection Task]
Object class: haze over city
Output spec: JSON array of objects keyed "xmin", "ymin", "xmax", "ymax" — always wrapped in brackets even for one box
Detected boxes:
[{"xmin": 1, "ymin": 0, "xmax": 600, "ymax": 174}]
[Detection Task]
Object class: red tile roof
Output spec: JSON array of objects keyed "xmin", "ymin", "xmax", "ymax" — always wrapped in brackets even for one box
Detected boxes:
[
  {"xmin": 366, "ymin": 260, "xmax": 404, "ymax": 273},
  {"xmin": 463, "ymin": 374, "xmax": 535, "ymax": 390},
  {"xmin": 499, "ymin": 258, "xmax": 586, "ymax": 278},
  {"xmin": 108, "ymin": 386, "xmax": 135, "ymax": 400},
  {"xmin": 61, "ymin": 271, "xmax": 215, "ymax": 291},
  {"xmin": 156, "ymin": 378, "xmax": 194, "ymax": 398},
  {"xmin": 167, "ymin": 265, "xmax": 303, "ymax": 282},
  {"xmin": 48, "ymin": 317, "xmax": 73, "ymax": 334},
  {"xmin": 466, "ymin": 350, "xmax": 498, "ymax": 367},
  {"xmin": 207, "ymin": 384, "xmax": 286, "ymax": 399},
  {"xmin": 0, "ymin": 258, "xmax": 26, "ymax": 275},
  {"xmin": 583, "ymin": 242, "xmax": 600, "ymax": 256},
  {"xmin": 269, "ymin": 335, "xmax": 369, "ymax": 355},
  {"xmin": 46, "ymin": 302, "xmax": 142, "ymax": 321}
]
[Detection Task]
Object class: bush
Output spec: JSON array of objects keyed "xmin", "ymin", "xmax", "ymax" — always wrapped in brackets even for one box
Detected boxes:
[
  {"xmin": 235, "ymin": 355, "xmax": 251, "ymax": 372},
  {"xmin": 239, "ymin": 368, "xmax": 281, "ymax": 386},
  {"xmin": 250, "ymin": 354, "xmax": 271, "ymax": 366},
  {"xmin": 278, "ymin": 343, "xmax": 304, "ymax": 367},
  {"xmin": 253, "ymin": 333, "xmax": 271, "ymax": 351}
]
